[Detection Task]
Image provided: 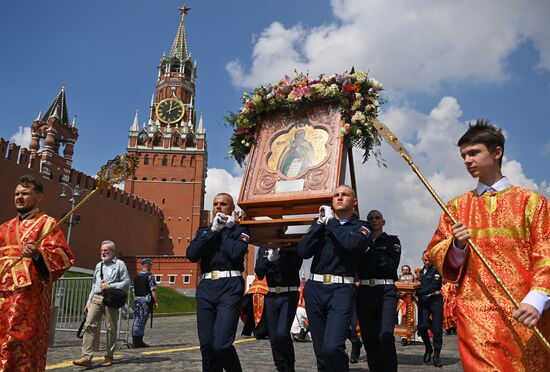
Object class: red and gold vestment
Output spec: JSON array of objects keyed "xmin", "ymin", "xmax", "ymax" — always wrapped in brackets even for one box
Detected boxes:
[
  {"xmin": 0, "ymin": 211, "xmax": 74, "ymax": 372},
  {"xmin": 441, "ymin": 282, "xmax": 458, "ymax": 330},
  {"xmin": 427, "ymin": 186, "xmax": 549, "ymax": 371}
]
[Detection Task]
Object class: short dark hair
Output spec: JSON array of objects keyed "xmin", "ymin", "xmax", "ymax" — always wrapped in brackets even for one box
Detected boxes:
[
  {"xmin": 214, "ymin": 193, "xmax": 235, "ymax": 206},
  {"xmin": 18, "ymin": 175, "xmax": 44, "ymax": 193},
  {"xmin": 457, "ymin": 119, "xmax": 505, "ymax": 166}
]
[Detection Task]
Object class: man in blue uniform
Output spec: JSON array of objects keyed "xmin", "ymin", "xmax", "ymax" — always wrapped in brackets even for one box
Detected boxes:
[
  {"xmin": 132, "ymin": 258, "xmax": 159, "ymax": 348},
  {"xmin": 187, "ymin": 193, "xmax": 250, "ymax": 372},
  {"xmin": 298, "ymin": 185, "xmax": 372, "ymax": 372},
  {"xmin": 255, "ymin": 244, "xmax": 303, "ymax": 372},
  {"xmin": 356, "ymin": 209, "xmax": 401, "ymax": 372},
  {"xmin": 417, "ymin": 251, "xmax": 443, "ymax": 368}
]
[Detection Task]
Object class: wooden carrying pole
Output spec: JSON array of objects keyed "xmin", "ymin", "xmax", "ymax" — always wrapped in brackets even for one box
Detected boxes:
[{"xmin": 371, "ymin": 119, "xmax": 550, "ymax": 352}]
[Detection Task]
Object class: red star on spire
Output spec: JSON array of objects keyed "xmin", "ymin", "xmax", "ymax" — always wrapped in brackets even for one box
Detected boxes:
[{"xmin": 179, "ymin": 5, "xmax": 191, "ymax": 15}]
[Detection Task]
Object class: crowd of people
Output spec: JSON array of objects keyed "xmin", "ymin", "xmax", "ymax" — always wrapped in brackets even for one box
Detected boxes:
[{"xmin": 0, "ymin": 119, "xmax": 547, "ymax": 372}]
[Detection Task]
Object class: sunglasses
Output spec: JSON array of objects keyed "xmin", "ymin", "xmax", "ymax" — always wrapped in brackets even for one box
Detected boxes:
[{"xmin": 367, "ymin": 215, "xmax": 382, "ymax": 221}]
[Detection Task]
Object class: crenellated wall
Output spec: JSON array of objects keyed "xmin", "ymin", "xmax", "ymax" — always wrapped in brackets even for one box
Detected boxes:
[{"xmin": 0, "ymin": 138, "xmax": 164, "ymax": 270}]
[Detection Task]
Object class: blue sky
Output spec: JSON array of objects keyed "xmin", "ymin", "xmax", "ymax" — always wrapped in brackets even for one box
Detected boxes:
[{"xmin": 2, "ymin": 0, "xmax": 549, "ymax": 268}]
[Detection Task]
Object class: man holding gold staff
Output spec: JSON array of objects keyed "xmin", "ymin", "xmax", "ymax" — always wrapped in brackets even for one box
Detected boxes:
[
  {"xmin": 426, "ymin": 120, "xmax": 549, "ymax": 371},
  {"xmin": 0, "ymin": 175, "xmax": 75, "ymax": 371}
]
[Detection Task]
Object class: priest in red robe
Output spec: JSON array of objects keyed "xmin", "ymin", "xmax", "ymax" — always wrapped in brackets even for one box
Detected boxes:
[
  {"xmin": 0, "ymin": 175, "xmax": 75, "ymax": 371},
  {"xmin": 426, "ymin": 120, "xmax": 549, "ymax": 371}
]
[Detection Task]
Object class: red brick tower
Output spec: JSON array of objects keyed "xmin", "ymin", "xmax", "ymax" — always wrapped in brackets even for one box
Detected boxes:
[
  {"xmin": 125, "ymin": 6, "xmax": 208, "ymax": 260},
  {"xmin": 29, "ymin": 86, "xmax": 78, "ymax": 183}
]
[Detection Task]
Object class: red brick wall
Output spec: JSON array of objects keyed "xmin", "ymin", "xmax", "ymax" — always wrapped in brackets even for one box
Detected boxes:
[{"xmin": 0, "ymin": 139, "xmax": 163, "ymax": 270}]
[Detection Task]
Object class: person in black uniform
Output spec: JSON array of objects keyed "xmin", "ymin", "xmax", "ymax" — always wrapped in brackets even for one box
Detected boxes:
[
  {"xmin": 187, "ymin": 193, "xmax": 250, "ymax": 372},
  {"xmin": 356, "ymin": 209, "xmax": 401, "ymax": 372},
  {"xmin": 416, "ymin": 251, "xmax": 443, "ymax": 368},
  {"xmin": 298, "ymin": 185, "xmax": 372, "ymax": 372},
  {"xmin": 255, "ymin": 244, "xmax": 303, "ymax": 372}
]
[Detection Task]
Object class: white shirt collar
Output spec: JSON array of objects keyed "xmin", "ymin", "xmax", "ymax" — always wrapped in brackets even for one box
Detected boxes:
[{"xmin": 477, "ymin": 176, "xmax": 511, "ymax": 195}]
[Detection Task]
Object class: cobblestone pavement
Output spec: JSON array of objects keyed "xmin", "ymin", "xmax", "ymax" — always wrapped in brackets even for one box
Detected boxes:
[{"xmin": 47, "ymin": 314, "xmax": 463, "ymax": 371}]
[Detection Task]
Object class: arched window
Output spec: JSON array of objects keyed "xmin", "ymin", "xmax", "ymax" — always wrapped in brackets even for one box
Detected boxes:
[
  {"xmin": 142, "ymin": 177, "xmax": 147, "ymax": 181},
  {"xmin": 162, "ymin": 155, "xmax": 168, "ymax": 166},
  {"xmin": 137, "ymin": 131, "xmax": 148, "ymax": 146},
  {"xmin": 171, "ymin": 155, "xmax": 177, "ymax": 166},
  {"xmin": 184, "ymin": 61, "xmax": 193, "ymax": 78},
  {"xmin": 171, "ymin": 61, "xmax": 180, "ymax": 73},
  {"xmin": 153, "ymin": 134, "xmax": 162, "ymax": 147},
  {"xmin": 190, "ymin": 156, "xmax": 195, "ymax": 166},
  {"xmin": 185, "ymin": 133, "xmax": 196, "ymax": 148},
  {"xmin": 144, "ymin": 154, "xmax": 150, "ymax": 165},
  {"xmin": 172, "ymin": 134, "xmax": 180, "ymax": 147},
  {"xmin": 180, "ymin": 156, "xmax": 186, "ymax": 167}
]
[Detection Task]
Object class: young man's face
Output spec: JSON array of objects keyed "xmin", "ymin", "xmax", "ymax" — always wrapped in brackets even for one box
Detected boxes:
[
  {"xmin": 459, "ymin": 143, "xmax": 502, "ymax": 180},
  {"xmin": 332, "ymin": 186, "xmax": 357, "ymax": 214},
  {"xmin": 366, "ymin": 210, "xmax": 385, "ymax": 230},
  {"xmin": 14, "ymin": 184, "xmax": 42, "ymax": 213},
  {"xmin": 422, "ymin": 253, "xmax": 431, "ymax": 268},
  {"xmin": 212, "ymin": 194, "xmax": 234, "ymax": 216},
  {"xmin": 402, "ymin": 266, "xmax": 411, "ymax": 275}
]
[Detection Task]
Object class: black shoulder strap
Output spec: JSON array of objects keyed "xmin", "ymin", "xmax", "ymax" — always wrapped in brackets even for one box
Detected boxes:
[{"xmin": 100, "ymin": 262, "xmax": 104, "ymax": 280}]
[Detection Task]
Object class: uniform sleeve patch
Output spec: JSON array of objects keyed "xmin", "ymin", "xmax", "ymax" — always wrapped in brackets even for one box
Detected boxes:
[
  {"xmin": 435, "ymin": 274, "xmax": 440, "ymax": 280},
  {"xmin": 359, "ymin": 226, "xmax": 370, "ymax": 235},
  {"xmin": 394, "ymin": 243, "xmax": 401, "ymax": 252},
  {"xmin": 240, "ymin": 232, "xmax": 250, "ymax": 242}
]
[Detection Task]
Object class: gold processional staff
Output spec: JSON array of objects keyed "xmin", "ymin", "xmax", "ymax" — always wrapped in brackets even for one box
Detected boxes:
[
  {"xmin": 371, "ymin": 119, "xmax": 550, "ymax": 352},
  {"xmin": 0, "ymin": 154, "xmax": 138, "ymax": 279}
]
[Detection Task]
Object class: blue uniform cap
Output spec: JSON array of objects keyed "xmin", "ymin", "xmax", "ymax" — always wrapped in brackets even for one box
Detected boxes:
[{"xmin": 141, "ymin": 258, "xmax": 153, "ymax": 265}]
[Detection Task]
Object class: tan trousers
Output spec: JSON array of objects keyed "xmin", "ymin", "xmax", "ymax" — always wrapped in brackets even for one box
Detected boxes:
[{"xmin": 81, "ymin": 294, "xmax": 119, "ymax": 359}]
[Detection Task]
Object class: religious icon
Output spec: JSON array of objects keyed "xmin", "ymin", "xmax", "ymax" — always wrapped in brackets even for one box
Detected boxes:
[
  {"xmin": 278, "ymin": 128, "xmax": 313, "ymax": 177},
  {"xmin": 238, "ymin": 103, "xmax": 346, "ymax": 217}
]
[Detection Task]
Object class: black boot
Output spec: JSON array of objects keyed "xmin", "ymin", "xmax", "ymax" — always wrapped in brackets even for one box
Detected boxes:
[
  {"xmin": 423, "ymin": 344, "xmax": 433, "ymax": 363},
  {"xmin": 133, "ymin": 336, "xmax": 149, "ymax": 348},
  {"xmin": 433, "ymin": 349, "xmax": 442, "ymax": 367},
  {"xmin": 132, "ymin": 336, "xmax": 138, "ymax": 348},
  {"xmin": 350, "ymin": 342, "xmax": 361, "ymax": 364},
  {"xmin": 284, "ymin": 363, "xmax": 295, "ymax": 372}
]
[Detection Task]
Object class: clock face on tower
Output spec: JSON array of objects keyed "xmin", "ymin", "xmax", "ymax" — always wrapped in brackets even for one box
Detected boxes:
[{"xmin": 156, "ymin": 98, "xmax": 185, "ymax": 124}]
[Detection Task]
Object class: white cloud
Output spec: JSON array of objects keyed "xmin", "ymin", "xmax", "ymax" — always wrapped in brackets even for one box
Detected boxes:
[
  {"xmin": 227, "ymin": 0, "xmax": 550, "ymax": 91},
  {"xmin": 204, "ymin": 168, "xmax": 243, "ymax": 211},
  {"xmin": 10, "ymin": 126, "xmax": 32, "ymax": 148}
]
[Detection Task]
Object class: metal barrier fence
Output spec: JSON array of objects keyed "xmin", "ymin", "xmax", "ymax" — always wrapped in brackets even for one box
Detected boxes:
[{"xmin": 50, "ymin": 277, "xmax": 132, "ymax": 349}]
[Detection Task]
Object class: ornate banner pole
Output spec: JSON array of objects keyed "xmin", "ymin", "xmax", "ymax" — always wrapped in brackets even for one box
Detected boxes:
[
  {"xmin": 371, "ymin": 119, "xmax": 550, "ymax": 352},
  {"xmin": 0, "ymin": 155, "xmax": 138, "ymax": 279}
]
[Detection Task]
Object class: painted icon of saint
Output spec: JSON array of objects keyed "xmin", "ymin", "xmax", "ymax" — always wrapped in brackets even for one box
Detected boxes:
[{"xmin": 277, "ymin": 129, "xmax": 315, "ymax": 177}]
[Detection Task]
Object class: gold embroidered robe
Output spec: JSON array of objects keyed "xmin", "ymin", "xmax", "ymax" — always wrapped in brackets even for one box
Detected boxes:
[
  {"xmin": 427, "ymin": 186, "xmax": 549, "ymax": 372},
  {"xmin": 0, "ymin": 212, "xmax": 75, "ymax": 372}
]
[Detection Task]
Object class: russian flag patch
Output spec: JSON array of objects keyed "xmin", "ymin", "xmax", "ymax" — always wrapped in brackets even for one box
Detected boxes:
[
  {"xmin": 240, "ymin": 232, "xmax": 250, "ymax": 242},
  {"xmin": 394, "ymin": 243, "xmax": 401, "ymax": 252},
  {"xmin": 359, "ymin": 226, "xmax": 370, "ymax": 235}
]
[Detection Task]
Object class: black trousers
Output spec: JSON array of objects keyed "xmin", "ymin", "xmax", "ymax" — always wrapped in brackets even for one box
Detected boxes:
[
  {"xmin": 356, "ymin": 284, "xmax": 398, "ymax": 372},
  {"xmin": 265, "ymin": 291, "xmax": 299, "ymax": 371},
  {"xmin": 196, "ymin": 277, "xmax": 244, "ymax": 372},
  {"xmin": 303, "ymin": 280, "xmax": 355, "ymax": 372},
  {"xmin": 417, "ymin": 294, "xmax": 443, "ymax": 351}
]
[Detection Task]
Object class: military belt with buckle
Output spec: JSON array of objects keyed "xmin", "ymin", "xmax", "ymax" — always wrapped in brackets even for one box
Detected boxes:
[
  {"xmin": 201, "ymin": 270, "xmax": 241, "ymax": 280},
  {"xmin": 309, "ymin": 273, "xmax": 354, "ymax": 285},
  {"xmin": 268, "ymin": 286, "xmax": 299, "ymax": 293},
  {"xmin": 358, "ymin": 278, "xmax": 395, "ymax": 286}
]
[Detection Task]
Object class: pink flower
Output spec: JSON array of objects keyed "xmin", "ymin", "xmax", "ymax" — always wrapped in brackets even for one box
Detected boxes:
[{"xmin": 289, "ymin": 86, "xmax": 311, "ymax": 101}]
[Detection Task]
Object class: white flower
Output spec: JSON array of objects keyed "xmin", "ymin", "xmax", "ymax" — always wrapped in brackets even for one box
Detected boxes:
[
  {"xmin": 355, "ymin": 93, "xmax": 362, "ymax": 100},
  {"xmin": 369, "ymin": 78, "xmax": 383, "ymax": 89},
  {"xmin": 355, "ymin": 129, "xmax": 362, "ymax": 136},
  {"xmin": 352, "ymin": 71, "xmax": 368, "ymax": 83},
  {"xmin": 351, "ymin": 111, "xmax": 365, "ymax": 124},
  {"xmin": 326, "ymin": 84, "xmax": 339, "ymax": 96}
]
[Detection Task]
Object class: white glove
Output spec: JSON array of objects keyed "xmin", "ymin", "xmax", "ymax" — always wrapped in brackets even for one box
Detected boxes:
[
  {"xmin": 211, "ymin": 213, "xmax": 227, "ymax": 232},
  {"xmin": 225, "ymin": 214, "xmax": 235, "ymax": 229},
  {"xmin": 319, "ymin": 205, "xmax": 334, "ymax": 225},
  {"xmin": 267, "ymin": 248, "xmax": 280, "ymax": 262}
]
